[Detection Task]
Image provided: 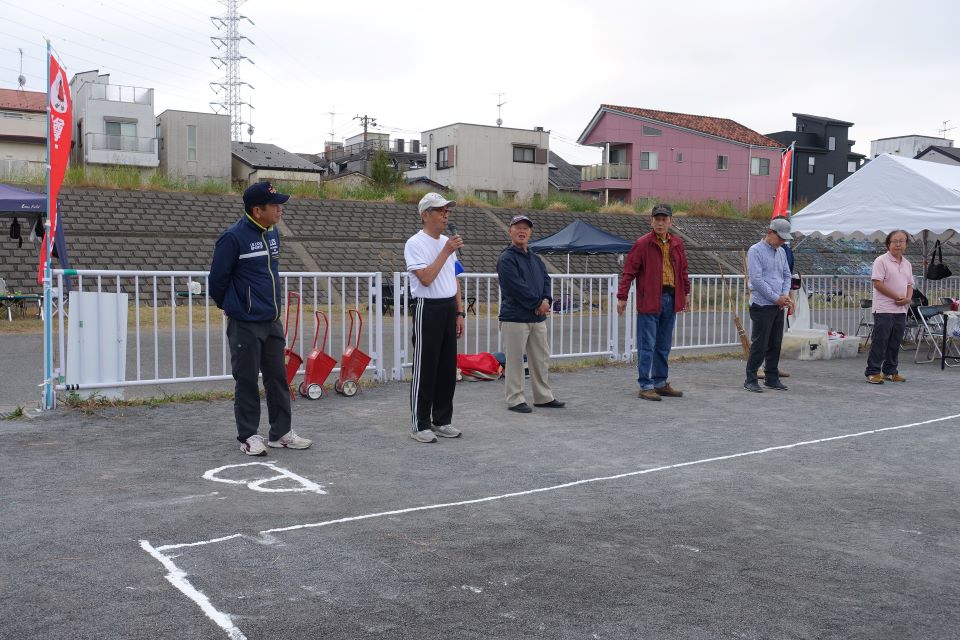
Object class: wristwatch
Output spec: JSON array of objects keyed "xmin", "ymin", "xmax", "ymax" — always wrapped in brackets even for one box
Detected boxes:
[{"xmin": 456, "ymin": 311, "xmax": 466, "ymax": 318}]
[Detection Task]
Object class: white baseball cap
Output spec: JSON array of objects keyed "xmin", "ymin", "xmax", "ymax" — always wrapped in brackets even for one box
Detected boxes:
[{"xmin": 418, "ymin": 192, "xmax": 456, "ymax": 215}]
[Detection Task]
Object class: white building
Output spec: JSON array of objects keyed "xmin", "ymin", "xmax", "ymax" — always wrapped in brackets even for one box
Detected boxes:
[
  {"xmin": 422, "ymin": 123, "xmax": 550, "ymax": 201},
  {"xmin": 0, "ymin": 88, "xmax": 46, "ymax": 178},
  {"xmin": 70, "ymin": 70, "xmax": 159, "ymax": 172},
  {"xmin": 870, "ymin": 135, "xmax": 953, "ymax": 159},
  {"xmin": 157, "ymin": 110, "xmax": 231, "ymax": 184}
]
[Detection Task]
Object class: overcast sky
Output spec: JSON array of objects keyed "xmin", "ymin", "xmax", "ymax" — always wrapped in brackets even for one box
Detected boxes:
[{"xmin": 2, "ymin": 0, "xmax": 957, "ymax": 165}]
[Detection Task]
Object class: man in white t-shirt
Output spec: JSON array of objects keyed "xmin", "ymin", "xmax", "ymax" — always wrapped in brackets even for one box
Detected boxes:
[{"xmin": 404, "ymin": 192, "xmax": 466, "ymax": 443}]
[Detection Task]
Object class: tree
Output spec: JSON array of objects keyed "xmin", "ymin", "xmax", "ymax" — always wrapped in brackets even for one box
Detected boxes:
[{"xmin": 369, "ymin": 149, "xmax": 405, "ymax": 189}]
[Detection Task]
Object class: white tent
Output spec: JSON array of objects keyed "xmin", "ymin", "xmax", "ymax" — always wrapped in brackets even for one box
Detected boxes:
[{"xmin": 792, "ymin": 154, "xmax": 959, "ymax": 243}]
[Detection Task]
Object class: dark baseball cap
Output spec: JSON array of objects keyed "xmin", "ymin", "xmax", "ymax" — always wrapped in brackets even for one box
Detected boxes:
[
  {"xmin": 243, "ymin": 181, "xmax": 290, "ymax": 212},
  {"xmin": 509, "ymin": 214, "xmax": 533, "ymax": 227},
  {"xmin": 651, "ymin": 203, "xmax": 673, "ymax": 217}
]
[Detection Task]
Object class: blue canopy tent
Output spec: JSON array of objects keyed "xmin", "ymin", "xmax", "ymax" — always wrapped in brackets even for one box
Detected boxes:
[
  {"xmin": 0, "ymin": 184, "xmax": 72, "ymax": 287},
  {"xmin": 529, "ymin": 219, "xmax": 633, "ymax": 272}
]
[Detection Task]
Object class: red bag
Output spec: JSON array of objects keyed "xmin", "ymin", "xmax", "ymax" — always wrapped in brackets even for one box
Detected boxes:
[{"xmin": 456, "ymin": 353, "xmax": 503, "ymax": 381}]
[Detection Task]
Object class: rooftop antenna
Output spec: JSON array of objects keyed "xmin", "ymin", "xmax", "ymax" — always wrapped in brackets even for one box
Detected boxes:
[
  {"xmin": 327, "ymin": 105, "xmax": 338, "ymax": 142},
  {"xmin": 17, "ymin": 48, "xmax": 26, "ymax": 89},
  {"xmin": 938, "ymin": 120, "xmax": 956, "ymax": 139},
  {"xmin": 496, "ymin": 92, "xmax": 507, "ymax": 127}
]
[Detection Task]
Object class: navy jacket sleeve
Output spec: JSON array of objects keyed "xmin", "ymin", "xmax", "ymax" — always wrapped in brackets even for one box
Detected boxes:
[
  {"xmin": 208, "ymin": 232, "xmax": 239, "ymax": 308},
  {"xmin": 539, "ymin": 255, "xmax": 552, "ymax": 303}
]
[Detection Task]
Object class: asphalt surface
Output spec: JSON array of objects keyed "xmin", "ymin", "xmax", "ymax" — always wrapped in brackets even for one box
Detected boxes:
[{"xmin": 2, "ymin": 355, "xmax": 959, "ymax": 639}]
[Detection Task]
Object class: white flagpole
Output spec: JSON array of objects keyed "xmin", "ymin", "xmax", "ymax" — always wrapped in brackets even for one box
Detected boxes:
[{"xmin": 42, "ymin": 40, "xmax": 54, "ymax": 410}]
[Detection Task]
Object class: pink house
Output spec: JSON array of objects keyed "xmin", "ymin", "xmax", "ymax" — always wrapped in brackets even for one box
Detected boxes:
[{"xmin": 578, "ymin": 105, "xmax": 784, "ymax": 210}]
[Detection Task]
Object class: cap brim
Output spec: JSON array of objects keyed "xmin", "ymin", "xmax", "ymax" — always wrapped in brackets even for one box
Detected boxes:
[
  {"xmin": 776, "ymin": 232, "xmax": 791, "ymax": 240},
  {"xmin": 268, "ymin": 193, "xmax": 290, "ymax": 205}
]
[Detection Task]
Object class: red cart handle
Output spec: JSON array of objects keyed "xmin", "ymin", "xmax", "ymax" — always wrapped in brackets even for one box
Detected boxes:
[
  {"xmin": 312, "ymin": 310, "xmax": 330, "ymax": 353},
  {"xmin": 284, "ymin": 291, "xmax": 301, "ymax": 345},
  {"xmin": 346, "ymin": 308, "xmax": 363, "ymax": 349}
]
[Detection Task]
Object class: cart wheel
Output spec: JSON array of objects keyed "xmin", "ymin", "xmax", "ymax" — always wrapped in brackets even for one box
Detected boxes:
[
  {"xmin": 341, "ymin": 379, "xmax": 359, "ymax": 397},
  {"xmin": 334, "ymin": 380, "xmax": 343, "ymax": 394},
  {"xmin": 299, "ymin": 382, "xmax": 308, "ymax": 397},
  {"xmin": 306, "ymin": 383, "xmax": 323, "ymax": 400}
]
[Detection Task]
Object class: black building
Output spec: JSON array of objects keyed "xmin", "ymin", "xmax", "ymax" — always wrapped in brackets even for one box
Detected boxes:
[{"xmin": 768, "ymin": 113, "xmax": 866, "ymax": 207}]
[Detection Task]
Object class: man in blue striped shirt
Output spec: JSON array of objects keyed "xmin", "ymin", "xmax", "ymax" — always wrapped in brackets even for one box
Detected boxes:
[{"xmin": 744, "ymin": 218, "xmax": 794, "ymax": 393}]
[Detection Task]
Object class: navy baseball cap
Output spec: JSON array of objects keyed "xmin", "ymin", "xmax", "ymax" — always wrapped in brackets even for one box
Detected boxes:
[
  {"xmin": 651, "ymin": 203, "xmax": 673, "ymax": 217},
  {"xmin": 509, "ymin": 214, "xmax": 533, "ymax": 227},
  {"xmin": 243, "ymin": 181, "xmax": 290, "ymax": 212}
]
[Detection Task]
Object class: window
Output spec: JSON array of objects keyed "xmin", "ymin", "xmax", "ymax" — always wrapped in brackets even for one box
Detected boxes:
[
  {"xmin": 609, "ymin": 148, "xmax": 626, "ymax": 164},
  {"xmin": 502, "ymin": 190, "xmax": 517, "ymax": 202},
  {"xmin": 186, "ymin": 125, "xmax": 197, "ymax": 161},
  {"xmin": 104, "ymin": 120, "xmax": 136, "ymax": 150},
  {"xmin": 848, "ymin": 161, "xmax": 857, "ymax": 173},
  {"xmin": 513, "ymin": 146, "xmax": 535, "ymax": 163},
  {"xmin": 436, "ymin": 145, "xmax": 454, "ymax": 169},
  {"xmin": 716, "ymin": 155, "xmax": 729, "ymax": 170},
  {"xmin": 640, "ymin": 151, "xmax": 658, "ymax": 170},
  {"xmin": 807, "ymin": 157, "xmax": 815, "ymax": 174},
  {"xmin": 750, "ymin": 157, "xmax": 770, "ymax": 176},
  {"xmin": 675, "ymin": 151, "xmax": 683, "ymax": 163},
  {"xmin": 474, "ymin": 189, "xmax": 497, "ymax": 201},
  {"xmin": 642, "ymin": 125, "xmax": 662, "ymax": 136},
  {"xmin": 828, "ymin": 136, "xmax": 836, "ymax": 151},
  {"xmin": 826, "ymin": 173, "xmax": 835, "ymax": 188}
]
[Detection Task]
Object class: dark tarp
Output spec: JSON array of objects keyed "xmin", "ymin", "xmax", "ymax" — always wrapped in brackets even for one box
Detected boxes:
[{"xmin": 529, "ymin": 219, "xmax": 633, "ymax": 254}]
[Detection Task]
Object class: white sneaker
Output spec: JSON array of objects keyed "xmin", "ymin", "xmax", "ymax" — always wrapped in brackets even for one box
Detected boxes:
[
  {"xmin": 267, "ymin": 430, "xmax": 312, "ymax": 449},
  {"xmin": 410, "ymin": 429, "xmax": 438, "ymax": 443},
  {"xmin": 241, "ymin": 434, "xmax": 267, "ymax": 456},
  {"xmin": 433, "ymin": 424, "xmax": 461, "ymax": 438}
]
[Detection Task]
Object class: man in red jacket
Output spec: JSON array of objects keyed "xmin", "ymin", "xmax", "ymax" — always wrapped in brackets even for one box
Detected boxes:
[{"xmin": 617, "ymin": 204, "xmax": 691, "ymax": 401}]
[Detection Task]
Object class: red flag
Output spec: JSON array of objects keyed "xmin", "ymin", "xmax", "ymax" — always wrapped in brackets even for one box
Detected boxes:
[
  {"xmin": 771, "ymin": 146, "xmax": 792, "ymax": 219},
  {"xmin": 39, "ymin": 52, "xmax": 72, "ymax": 283}
]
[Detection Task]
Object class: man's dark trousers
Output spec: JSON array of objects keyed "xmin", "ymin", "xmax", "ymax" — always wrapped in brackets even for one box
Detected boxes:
[
  {"xmin": 865, "ymin": 312, "xmax": 906, "ymax": 376},
  {"xmin": 410, "ymin": 297, "xmax": 458, "ymax": 433},
  {"xmin": 227, "ymin": 318, "xmax": 292, "ymax": 443},
  {"xmin": 746, "ymin": 304, "xmax": 785, "ymax": 383}
]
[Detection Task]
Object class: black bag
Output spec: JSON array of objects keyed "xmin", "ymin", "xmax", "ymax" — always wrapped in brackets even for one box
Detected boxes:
[
  {"xmin": 9, "ymin": 218, "xmax": 22, "ymax": 248},
  {"xmin": 925, "ymin": 240, "xmax": 953, "ymax": 281}
]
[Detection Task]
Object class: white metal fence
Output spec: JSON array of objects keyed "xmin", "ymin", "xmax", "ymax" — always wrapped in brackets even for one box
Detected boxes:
[{"xmin": 45, "ymin": 270, "xmax": 960, "ymax": 404}]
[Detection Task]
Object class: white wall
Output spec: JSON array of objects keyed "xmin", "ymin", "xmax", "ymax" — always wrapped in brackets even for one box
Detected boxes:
[
  {"xmin": 870, "ymin": 135, "xmax": 953, "ymax": 159},
  {"xmin": 157, "ymin": 110, "xmax": 231, "ymax": 182},
  {"xmin": 71, "ymin": 71, "xmax": 158, "ymax": 168},
  {"xmin": 423, "ymin": 123, "xmax": 549, "ymax": 200}
]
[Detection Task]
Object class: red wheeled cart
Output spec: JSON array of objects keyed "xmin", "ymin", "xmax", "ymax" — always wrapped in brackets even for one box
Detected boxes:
[
  {"xmin": 299, "ymin": 311, "xmax": 337, "ymax": 400},
  {"xmin": 335, "ymin": 309, "xmax": 371, "ymax": 397},
  {"xmin": 283, "ymin": 291, "xmax": 303, "ymax": 401}
]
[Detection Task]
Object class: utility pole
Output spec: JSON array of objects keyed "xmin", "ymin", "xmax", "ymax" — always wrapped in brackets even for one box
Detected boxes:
[{"xmin": 354, "ymin": 114, "xmax": 377, "ymax": 144}]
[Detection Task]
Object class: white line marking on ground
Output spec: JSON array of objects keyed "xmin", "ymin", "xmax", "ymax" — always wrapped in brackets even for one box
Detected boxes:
[
  {"xmin": 142, "ymin": 412, "xmax": 960, "ymax": 639},
  {"xmin": 202, "ymin": 461, "xmax": 326, "ymax": 494},
  {"xmin": 139, "ymin": 540, "xmax": 247, "ymax": 640}
]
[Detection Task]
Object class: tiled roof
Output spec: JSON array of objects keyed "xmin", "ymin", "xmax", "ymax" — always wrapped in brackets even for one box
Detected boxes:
[
  {"xmin": 231, "ymin": 142, "xmax": 322, "ymax": 172},
  {"xmin": 0, "ymin": 88, "xmax": 45, "ymax": 112},
  {"xmin": 600, "ymin": 105, "xmax": 783, "ymax": 148},
  {"xmin": 547, "ymin": 151, "xmax": 583, "ymax": 191}
]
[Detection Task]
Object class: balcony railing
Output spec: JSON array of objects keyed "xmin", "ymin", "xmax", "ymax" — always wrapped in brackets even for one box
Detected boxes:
[
  {"xmin": 581, "ymin": 163, "xmax": 631, "ymax": 181},
  {"xmin": 86, "ymin": 133, "xmax": 157, "ymax": 154},
  {"xmin": 84, "ymin": 83, "xmax": 153, "ymax": 105}
]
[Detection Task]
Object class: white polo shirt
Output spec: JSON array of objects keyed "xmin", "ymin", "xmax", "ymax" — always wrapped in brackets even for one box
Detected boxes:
[{"xmin": 404, "ymin": 230, "xmax": 458, "ymax": 299}]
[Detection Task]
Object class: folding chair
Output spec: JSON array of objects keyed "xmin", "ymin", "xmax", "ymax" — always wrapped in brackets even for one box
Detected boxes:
[
  {"xmin": 855, "ymin": 299, "xmax": 873, "ymax": 343},
  {"xmin": 913, "ymin": 304, "xmax": 951, "ymax": 364}
]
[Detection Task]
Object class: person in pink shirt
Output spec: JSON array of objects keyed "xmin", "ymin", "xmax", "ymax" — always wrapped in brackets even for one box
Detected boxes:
[{"xmin": 865, "ymin": 230, "xmax": 914, "ymax": 384}]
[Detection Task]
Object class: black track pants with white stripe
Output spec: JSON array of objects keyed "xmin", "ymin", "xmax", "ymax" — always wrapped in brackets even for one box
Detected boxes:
[{"xmin": 410, "ymin": 297, "xmax": 458, "ymax": 433}]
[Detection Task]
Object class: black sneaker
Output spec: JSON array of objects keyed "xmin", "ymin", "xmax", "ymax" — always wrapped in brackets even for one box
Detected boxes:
[
  {"xmin": 743, "ymin": 381, "xmax": 763, "ymax": 393},
  {"xmin": 508, "ymin": 402, "xmax": 533, "ymax": 413},
  {"xmin": 763, "ymin": 380, "xmax": 788, "ymax": 391}
]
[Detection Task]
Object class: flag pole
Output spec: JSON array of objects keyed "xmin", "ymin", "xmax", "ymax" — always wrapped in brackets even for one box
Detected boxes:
[
  {"xmin": 42, "ymin": 40, "xmax": 54, "ymax": 410},
  {"xmin": 786, "ymin": 142, "xmax": 795, "ymax": 218}
]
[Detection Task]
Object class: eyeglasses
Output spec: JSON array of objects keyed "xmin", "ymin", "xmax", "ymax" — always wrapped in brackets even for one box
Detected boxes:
[
  {"xmin": 430, "ymin": 206, "xmax": 449, "ymax": 213},
  {"xmin": 889, "ymin": 239, "xmax": 907, "ymax": 245}
]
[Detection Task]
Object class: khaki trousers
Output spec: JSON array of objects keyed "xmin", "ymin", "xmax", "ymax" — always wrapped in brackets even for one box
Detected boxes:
[{"xmin": 502, "ymin": 320, "xmax": 553, "ymax": 407}]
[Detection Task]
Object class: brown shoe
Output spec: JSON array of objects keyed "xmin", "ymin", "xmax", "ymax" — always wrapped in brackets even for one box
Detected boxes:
[
  {"xmin": 655, "ymin": 383, "xmax": 683, "ymax": 397},
  {"xmin": 883, "ymin": 373, "xmax": 906, "ymax": 382},
  {"xmin": 865, "ymin": 374, "xmax": 884, "ymax": 384},
  {"xmin": 638, "ymin": 389, "xmax": 662, "ymax": 401}
]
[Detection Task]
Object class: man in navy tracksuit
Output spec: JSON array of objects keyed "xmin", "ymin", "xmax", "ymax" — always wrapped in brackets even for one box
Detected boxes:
[
  {"xmin": 496, "ymin": 214, "xmax": 564, "ymax": 413},
  {"xmin": 209, "ymin": 182, "xmax": 312, "ymax": 456}
]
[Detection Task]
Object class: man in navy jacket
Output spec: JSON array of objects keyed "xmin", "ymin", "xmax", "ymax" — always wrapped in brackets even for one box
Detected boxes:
[
  {"xmin": 496, "ymin": 215, "xmax": 565, "ymax": 413},
  {"xmin": 209, "ymin": 182, "xmax": 312, "ymax": 456}
]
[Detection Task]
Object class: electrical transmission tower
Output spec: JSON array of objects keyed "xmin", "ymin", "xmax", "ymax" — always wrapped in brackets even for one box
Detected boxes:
[{"xmin": 210, "ymin": 0, "xmax": 255, "ymax": 141}]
